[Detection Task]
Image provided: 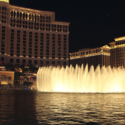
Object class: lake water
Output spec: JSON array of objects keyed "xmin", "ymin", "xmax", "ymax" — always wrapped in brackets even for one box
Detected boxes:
[{"xmin": 0, "ymin": 91, "xmax": 125, "ymax": 125}]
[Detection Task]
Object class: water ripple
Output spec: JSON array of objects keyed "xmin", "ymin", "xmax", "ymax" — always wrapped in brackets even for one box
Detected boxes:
[{"xmin": 0, "ymin": 91, "xmax": 125, "ymax": 124}]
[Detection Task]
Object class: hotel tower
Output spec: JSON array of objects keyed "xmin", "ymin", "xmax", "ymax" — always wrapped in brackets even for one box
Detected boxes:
[
  {"xmin": 70, "ymin": 45, "xmax": 110, "ymax": 69},
  {"xmin": 110, "ymin": 36, "xmax": 125, "ymax": 68},
  {"xmin": 0, "ymin": 0, "xmax": 70, "ymax": 67}
]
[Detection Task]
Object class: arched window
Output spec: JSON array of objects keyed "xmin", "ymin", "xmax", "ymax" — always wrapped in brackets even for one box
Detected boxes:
[
  {"xmin": 23, "ymin": 13, "xmax": 25, "ymax": 19},
  {"xmin": 11, "ymin": 11, "xmax": 13, "ymax": 18}
]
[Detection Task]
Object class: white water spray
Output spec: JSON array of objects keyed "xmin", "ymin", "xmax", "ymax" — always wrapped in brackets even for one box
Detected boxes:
[{"xmin": 37, "ymin": 65, "xmax": 125, "ymax": 93}]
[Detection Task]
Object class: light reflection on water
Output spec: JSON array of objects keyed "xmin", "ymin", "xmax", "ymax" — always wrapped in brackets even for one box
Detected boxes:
[{"xmin": 0, "ymin": 91, "xmax": 125, "ymax": 124}]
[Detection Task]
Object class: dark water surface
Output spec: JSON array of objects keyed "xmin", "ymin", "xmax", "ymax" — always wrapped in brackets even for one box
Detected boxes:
[{"xmin": 0, "ymin": 91, "xmax": 125, "ymax": 125}]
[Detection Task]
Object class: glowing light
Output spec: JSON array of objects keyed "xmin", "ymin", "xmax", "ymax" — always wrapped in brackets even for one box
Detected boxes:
[
  {"xmin": 110, "ymin": 44, "xmax": 125, "ymax": 49},
  {"xmin": 70, "ymin": 52, "xmax": 110, "ymax": 60},
  {"xmin": 0, "ymin": 0, "xmax": 9, "ymax": 3},
  {"xmin": 37, "ymin": 65, "xmax": 125, "ymax": 93},
  {"xmin": 1, "ymin": 81, "xmax": 8, "ymax": 85},
  {"xmin": 115, "ymin": 36, "xmax": 125, "ymax": 41}
]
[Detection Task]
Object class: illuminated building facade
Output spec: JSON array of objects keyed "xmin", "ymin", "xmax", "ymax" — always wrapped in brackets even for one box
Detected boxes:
[
  {"xmin": 20, "ymin": 73, "xmax": 37, "ymax": 90},
  {"xmin": 0, "ymin": 0, "xmax": 69, "ymax": 67},
  {"xmin": 110, "ymin": 37, "xmax": 125, "ymax": 68},
  {"xmin": 0, "ymin": 66, "xmax": 14, "ymax": 85},
  {"xmin": 70, "ymin": 45, "xmax": 110, "ymax": 69}
]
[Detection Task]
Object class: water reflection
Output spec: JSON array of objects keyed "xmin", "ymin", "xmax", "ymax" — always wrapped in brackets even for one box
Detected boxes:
[
  {"xmin": 0, "ymin": 90, "xmax": 38, "ymax": 125},
  {"xmin": 36, "ymin": 93, "xmax": 125, "ymax": 124},
  {"xmin": 0, "ymin": 91, "xmax": 125, "ymax": 124}
]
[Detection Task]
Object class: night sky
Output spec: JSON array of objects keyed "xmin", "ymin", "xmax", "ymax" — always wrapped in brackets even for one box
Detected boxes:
[{"xmin": 10, "ymin": 0, "xmax": 125, "ymax": 53}]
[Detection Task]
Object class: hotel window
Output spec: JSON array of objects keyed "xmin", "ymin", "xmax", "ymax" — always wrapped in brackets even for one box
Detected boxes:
[
  {"xmin": 35, "ymin": 15, "xmax": 39, "ymax": 22},
  {"xmin": 23, "ymin": 54, "xmax": 26, "ymax": 57},
  {"xmin": 23, "ymin": 51, "xmax": 26, "ymax": 54},
  {"xmin": 40, "ymin": 61, "xmax": 43, "ymax": 65},
  {"xmin": 46, "ymin": 43, "xmax": 49, "ymax": 47},
  {"xmin": 16, "ymin": 59, "xmax": 19, "ymax": 63},
  {"xmin": 10, "ymin": 59, "xmax": 13, "ymax": 63},
  {"xmin": 46, "ymin": 24, "xmax": 50, "ymax": 31},
  {"xmin": 29, "ymin": 45, "xmax": 32, "ymax": 48},
  {"xmin": 52, "ymin": 25, "xmax": 56, "ymax": 31},
  {"xmin": 29, "ymin": 48, "xmax": 32, "ymax": 51},
  {"xmin": 34, "ymin": 60, "xmax": 37, "ymax": 64},
  {"xmin": 19, "ymin": 13, "xmax": 22, "ymax": 19},
  {"xmin": 2, "ymin": 26, "xmax": 5, "ymax": 29},
  {"xmin": 29, "ymin": 38, "xmax": 32, "ymax": 41},
  {"xmin": 17, "ymin": 51, "xmax": 20, "ymax": 53},
  {"xmin": 29, "ymin": 14, "xmax": 32, "ymax": 20},
  {"xmin": 17, "ymin": 12, "xmax": 20, "ymax": 18},
  {"xmin": 23, "ymin": 41, "xmax": 26, "ymax": 44},
  {"xmin": 63, "ymin": 25, "xmax": 67, "ymax": 32},
  {"xmin": 52, "ymin": 61, "xmax": 55, "ymax": 65},
  {"xmin": 63, "ymin": 61, "xmax": 66, "ymax": 66},
  {"xmin": 2, "ymin": 7, "xmax": 4, "ymax": 10},
  {"xmin": 23, "ymin": 13, "xmax": 25, "ymax": 19},
  {"xmin": 52, "ymin": 53, "xmax": 55, "ymax": 55},
  {"xmin": 46, "ymin": 61, "xmax": 49, "ymax": 65},
  {"xmin": 35, "ymin": 32, "xmax": 38, "ymax": 35},
  {"xmin": 52, "ymin": 56, "xmax": 55, "ymax": 59},
  {"xmin": 58, "ymin": 61, "xmax": 61, "ymax": 65},
  {"xmin": 40, "ymin": 15, "xmax": 43, "ymax": 19},
  {"xmin": 64, "ymin": 37, "xmax": 67, "ymax": 41},
  {"xmin": 58, "ymin": 25, "xmax": 62, "ymax": 32},
  {"xmin": 2, "ymin": 20, "xmax": 6, "ymax": 23},
  {"xmin": 29, "ymin": 32, "xmax": 32, "ymax": 35},
  {"xmin": 22, "ymin": 59, "xmax": 26, "ymax": 63},
  {"xmin": 17, "ymin": 44, "xmax": 20, "ymax": 46},
  {"xmin": 17, "ymin": 54, "xmax": 20, "ymax": 57},
  {"xmin": 29, "ymin": 60, "xmax": 32, "ymax": 64},
  {"xmin": 46, "ymin": 16, "xmax": 50, "ymax": 22}
]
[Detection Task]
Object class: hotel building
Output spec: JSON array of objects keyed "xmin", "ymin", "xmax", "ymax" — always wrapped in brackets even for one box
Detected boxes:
[
  {"xmin": 70, "ymin": 45, "xmax": 110, "ymax": 69},
  {"xmin": 0, "ymin": 0, "xmax": 69, "ymax": 67},
  {"xmin": 110, "ymin": 36, "xmax": 125, "ymax": 68}
]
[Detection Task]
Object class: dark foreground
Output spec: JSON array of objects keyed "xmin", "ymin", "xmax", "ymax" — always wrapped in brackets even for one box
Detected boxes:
[{"xmin": 0, "ymin": 90, "xmax": 125, "ymax": 125}]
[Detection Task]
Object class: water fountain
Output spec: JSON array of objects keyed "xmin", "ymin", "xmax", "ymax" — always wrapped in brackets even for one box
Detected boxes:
[{"xmin": 37, "ymin": 64, "xmax": 125, "ymax": 93}]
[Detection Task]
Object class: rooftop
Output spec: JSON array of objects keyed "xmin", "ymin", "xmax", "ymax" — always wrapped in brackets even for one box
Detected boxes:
[{"xmin": 114, "ymin": 36, "xmax": 125, "ymax": 41}]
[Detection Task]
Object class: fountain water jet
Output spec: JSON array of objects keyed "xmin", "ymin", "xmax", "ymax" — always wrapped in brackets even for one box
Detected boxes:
[{"xmin": 37, "ymin": 65, "xmax": 125, "ymax": 93}]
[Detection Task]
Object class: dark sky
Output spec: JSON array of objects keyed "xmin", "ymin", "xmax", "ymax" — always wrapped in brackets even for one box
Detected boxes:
[{"xmin": 10, "ymin": 0, "xmax": 125, "ymax": 53}]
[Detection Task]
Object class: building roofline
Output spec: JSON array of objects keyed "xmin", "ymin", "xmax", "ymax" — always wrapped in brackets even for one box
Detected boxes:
[
  {"xmin": 9, "ymin": 4, "xmax": 55, "ymax": 15},
  {"xmin": 51, "ymin": 21, "xmax": 70, "ymax": 25},
  {"xmin": 0, "ymin": 0, "xmax": 9, "ymax": 3},
  {"xmin": 109, "ymin": 42, "xmax": 115, "ymax": 45},
  {"xmin": 114, "ymin": 36, "xmax": 125, "ymax": 41}
]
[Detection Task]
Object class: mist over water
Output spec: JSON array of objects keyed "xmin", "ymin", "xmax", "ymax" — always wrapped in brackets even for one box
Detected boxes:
[{"xmin": 37, "ymin": 65, "xmax": 125, "ymax": 93}]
